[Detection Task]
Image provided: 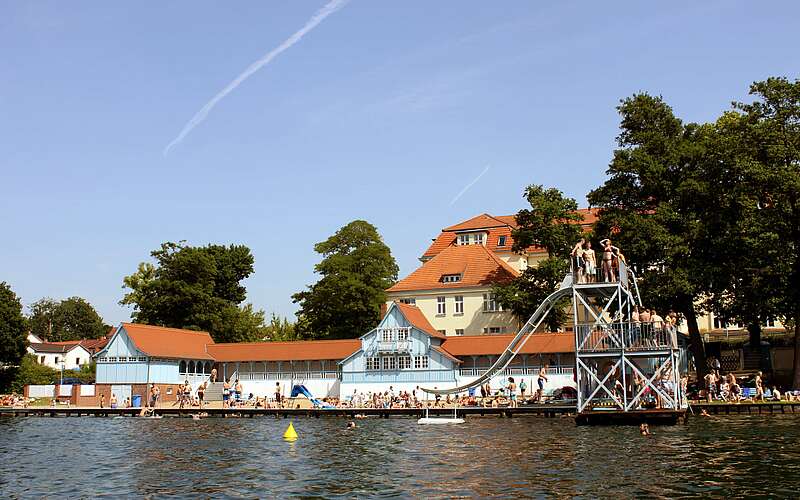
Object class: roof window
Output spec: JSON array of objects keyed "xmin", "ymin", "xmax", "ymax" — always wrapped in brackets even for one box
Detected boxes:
[
  {"xmin": 441, "ymin": 274, "xmax": 462, "ymax": 283},
  {"xmin": 498, "ymin": 235, "xmax": 507, "ymax": 247}
]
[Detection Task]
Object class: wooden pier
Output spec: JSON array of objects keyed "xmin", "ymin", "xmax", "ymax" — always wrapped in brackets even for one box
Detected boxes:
[{"xmin": 2, "ymin": 401, "xmax": 798, "ymax": 422}]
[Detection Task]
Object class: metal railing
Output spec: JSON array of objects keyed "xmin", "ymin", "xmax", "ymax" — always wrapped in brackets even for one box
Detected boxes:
[
  {"xmin": 576, "ymin": 322, "xmax": 678, "ymax": 352},
  {"xmin": 377, "ymin": 340, "xmax": 411, "ymax": 352},
  {"xmin": 237, "ymin": 371, "xmax": 338, "ymax": 381},
  {"xmin": 571, "ymin": 252, "xmax": 629, "ymax": 289},
  {"xmin": 458, "ymin": 366, "xmax": 569, "ymax": 377}
]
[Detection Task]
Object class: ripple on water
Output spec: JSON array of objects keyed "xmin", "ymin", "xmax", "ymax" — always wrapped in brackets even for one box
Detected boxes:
[{"xmin": 0, "ymin": 414, "xmax": 798, "ymax": 498}]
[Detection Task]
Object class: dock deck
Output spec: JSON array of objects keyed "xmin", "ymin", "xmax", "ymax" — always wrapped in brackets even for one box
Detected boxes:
[{"xmin": 3, "ymin": 401, "xmax": 800, "ymax": 421}]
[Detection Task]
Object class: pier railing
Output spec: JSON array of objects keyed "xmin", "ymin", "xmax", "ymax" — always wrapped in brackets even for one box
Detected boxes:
[
  {"xmin": 576, "ymin": 322, "xmax": 678, "ymax": 353},
  {"xmin": 458, "ymin": 366, "xmax": 569, "ymax": 377}
]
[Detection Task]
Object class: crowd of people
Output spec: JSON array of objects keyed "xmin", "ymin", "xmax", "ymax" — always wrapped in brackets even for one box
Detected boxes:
[
  {"xmin": 571, "ymin": 238, "xmax": 626, "ymax": 283},
  {"xmin": 701, "ymin": 363, "xmax": 800, "ymax": 403}
]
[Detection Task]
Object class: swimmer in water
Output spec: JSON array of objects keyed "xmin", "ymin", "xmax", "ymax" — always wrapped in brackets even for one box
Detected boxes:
[
  {"xmin": 639, "ymin": 423, "xmax": 650, "ymax": 436},
  {"xmin": 347, "ymin": 421, "xmax": 356, "ymax": 429}
]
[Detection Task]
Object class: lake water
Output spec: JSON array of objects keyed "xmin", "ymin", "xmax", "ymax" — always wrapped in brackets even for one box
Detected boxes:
[{"xmin": 0, "ymin": 414, "xmax": 797, "ymax": 498}]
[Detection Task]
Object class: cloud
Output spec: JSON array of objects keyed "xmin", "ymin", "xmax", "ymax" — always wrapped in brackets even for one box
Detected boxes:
[
  {"xmin": 164, "ymin": 0, "xmax": 350, "ymax": 155},
  {"xmin": 451, "ymin": 164, "xmax": 491, "ymax": 205}
]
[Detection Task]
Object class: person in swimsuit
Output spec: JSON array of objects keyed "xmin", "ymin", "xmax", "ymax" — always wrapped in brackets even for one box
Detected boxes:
[
  {"xmin": 571, "ymin": 238, "xmax": 586, "ymax": 283},
  {"xmin": 223, "ymin": 379, "xmax": 231, "ymax": 408},
  {"xmin": 583, "ymin": 241, "xmax": 597, "ymax": 283},
  {"xmin": 536, "ymin": 366, "xmax": 549, "ymax": 403},
  {"xmin": 507, "ymin": 377, "xmax": 517, "ymax": 408},
  {"xmin": 275, "ymin": 382, "xmax": 282, "ymax": 406},
  {"xmin": 197, "ymin": 382, "xmax": 205, "ymax": 407},
  {"xmin": 601, "ymin": 239, "xmax": 616, "ymax": 282},
  {"xmin": 755, "ymin": 372, "xmax": 765, "ymax": 401}
]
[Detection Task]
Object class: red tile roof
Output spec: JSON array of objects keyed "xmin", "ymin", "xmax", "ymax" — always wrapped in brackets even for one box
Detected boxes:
[
  {"xmin": 207, "ymin": 339, "xmax": 360, "ymax": 362},
  {"xmin": 121, "ymin": 323, "xmax": 215, "ymax": 360},
  {"xmin": 394, "ymin": 303, "xmax": 445, "ymax": 339},
  {"xmin": 432, "ymin": 345, "xmax": 462, "ymax": 364},
  {"xmin": 441, "ymin": 333, "xmax": 574, "ymax": 356},
  {"xmin": 388, "ymin": 244, "xmax": 519, "ymax": 293},
  {"xmin": 422, "ymin": 209, "xmax": 598, "ymax": 260}
]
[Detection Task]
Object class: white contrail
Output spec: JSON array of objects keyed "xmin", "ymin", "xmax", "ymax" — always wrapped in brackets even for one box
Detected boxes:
[
  {"xmin": 451, "ymin": 164, "xmax": 491, "ymax": 205},
  {"xmin": 164, "ymin": 0, "xmax": 350, "ymax": 155}
]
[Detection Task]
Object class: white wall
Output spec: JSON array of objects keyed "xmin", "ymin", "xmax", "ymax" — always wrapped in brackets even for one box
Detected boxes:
[
  {"xmin": 239, "ymin": 378, "xmax": 341, "ymax": 400},
  {"xmin": 27, "ymin": 346, "xmax": 92, "ymax": 370}
]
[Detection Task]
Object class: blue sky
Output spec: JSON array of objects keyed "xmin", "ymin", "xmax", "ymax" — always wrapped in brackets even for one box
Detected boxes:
[{"xmin": 2, "ymin": 1, "xmax": 798, "ymax": 325}]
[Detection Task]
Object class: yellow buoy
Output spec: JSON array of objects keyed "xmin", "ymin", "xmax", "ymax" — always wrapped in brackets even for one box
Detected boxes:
[{"xmin": 283, "ymin": 422, "xmax": 298, "ymax": 441}]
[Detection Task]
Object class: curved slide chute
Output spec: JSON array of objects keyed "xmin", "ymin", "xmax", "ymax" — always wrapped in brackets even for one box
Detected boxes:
[
  {"xmin": 422, "ymin": 275, "xmax": 574, "ymax": 396},
  {"xmin": 291, "ymin": 384, "xmax": 335, "ymax": 408}
]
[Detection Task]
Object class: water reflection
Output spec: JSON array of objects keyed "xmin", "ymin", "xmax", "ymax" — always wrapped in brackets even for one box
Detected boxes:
[{"xmin": 0, "ymin": 415, "xmax": 798, "ymax": 497}]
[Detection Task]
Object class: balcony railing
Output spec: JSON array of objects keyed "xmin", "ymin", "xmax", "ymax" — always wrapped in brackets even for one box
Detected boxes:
[
  {"xmin": 236, "ymin": 371, "xmax": 338, "ymax": 381},
  {"xmin": 571, "ymin": 252, "xmax": 630, "ymax": 288},
  {"xmin": 377, "ymin": 340, "xmax": 411, "ymax": 352},
  {"xmin": 458, "ymin": 366, "xmax": 570, "ymax": 377},
  {"xmin": 576, "ymin": 322, "xmax": 678, "ymax": 352}
]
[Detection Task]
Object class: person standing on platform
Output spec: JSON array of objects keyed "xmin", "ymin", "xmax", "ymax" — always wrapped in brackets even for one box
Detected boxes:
[
  {"xmin": 536, "ymin": 366, "xmax": 549, "ymax": 402},
  {"xmin": 583, "ymin": 241, "xmax": 597, "ymax": 283},
  {"xmin": 571, "ymin": 238, "xmax": 586, "ymax": 283}
]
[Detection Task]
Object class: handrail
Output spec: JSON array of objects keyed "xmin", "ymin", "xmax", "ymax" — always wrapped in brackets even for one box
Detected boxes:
[{"xmin": 422, "ymin": 278, "xmax": 572, "ymax": 395}]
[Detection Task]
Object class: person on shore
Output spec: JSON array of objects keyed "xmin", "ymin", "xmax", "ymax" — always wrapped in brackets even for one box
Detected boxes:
[
  {"xmin": 222, "ymin": 379, "xmax": 231, "ymax": 408},
  {"xmin": 704, "ymin": 371, "xmax": 717, "ymax": 403},
  {"xmin": 183, "ymin": 382, "xmax": 192, "ymax": 408},
  {"xmin": 275, "ymin": 382, "xmax": 282, "ymax": 405},
  {"xmin": 755, "ymin": 372, "xmax": 765, "ymax": 402},
  {"xmin": 124, "ymin": 397, "xmax": 130, "ymax": 408},
  {"xmin": 235, "ymin": 379, "xmax": 243, "ymax": 403},
  {"xmin": 507, "ymin": 377, "xmax": 517, "ymax": 408},
  {"xmin": 210, "ymin": 368, "xmax": 217, "ymax": 383},
  {"xmin": 583, "ymin": 241, "xmax": 597, "ymax": 283},
  {"xmin": 772, "ymin": 386, "xmax": 782, "ymax": 401},
  {"xmin": 571, "ymin": 238, "xmax": 586, "ymax": 283},
  {"xmin": 197, "ymin": 382, "xmax": 205, "ymax": 407},
  {"xmin": 99, "ymin": 394, "xmax": 105, "ymax": 409},
  {"xmin": 519, "ymin": 379, "xmax": 527, "ymax": 400},
  {"xmin": 536, "ymin": 365, "xmax": 549, "ymax": 403},
  {"xmin": 601, "ymin": 239, "xmax": 616, "ymax": 282},
  {"xmin": 110, "ymin": 393, "xmax": 117, "ymax": 409}
]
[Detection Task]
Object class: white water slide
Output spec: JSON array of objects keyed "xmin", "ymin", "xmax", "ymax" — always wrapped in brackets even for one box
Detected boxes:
[{"xmin": 422, "ymin": 273, "xmax": 574, "ymax": 396}]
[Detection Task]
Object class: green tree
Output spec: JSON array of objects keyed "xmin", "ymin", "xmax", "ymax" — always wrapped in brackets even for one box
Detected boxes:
[
  {"xmin": 262, "ymin": 313, "xmax": 303, "ymax": 341},
  {"xmin": 493, "ymin": 185, "xmax": 582, "ymax": 332},
  {"xmin": 121, "ymin": 241, "xmax": 266, "ymax": 343},
  {"xmin": 0, "ymin": 282, "xmax": 28, "ymax": 366},
  {"xmin": 30, "ymin": 297, "xmax": 107, "ymax": 342},
  {"xmin": 293, "ymin": 220, "xmax": 399, "ymax": 339},
  {"xmin": 725, "ymin": 77, "xmax": 800, "ymax": 385},
  {"xmin": 588, "ymin": 93, "xmax": 712, "ymax": 376}
]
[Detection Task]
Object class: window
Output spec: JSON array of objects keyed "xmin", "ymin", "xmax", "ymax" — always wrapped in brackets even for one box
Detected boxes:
[
  {"xmin": 713, "ymin": 317, "xmax": 741, "ymax": 330},
  {"xmin": 414, "ymin": 356, "xmax": 429, "ymax": 369},
  {"xmin": 474, "ymin": 233, "xmax": 485, "ymax": 245},
  {"xmin": 399, "ymin": 297, "xmax": 416, "ymax": 305},
  {"xmin": 179, "ymin": 360, "xmax": 187, "ymax": 374},
  {"xmin": 498, "ymin": 235, "xmax": 507, "ymax": 247},
  {"xmin": 366, "ymin": 357, "xmax": 380, "ymax": 370},
  {"xmin": 438, "ymin": 330, "xmax": 446, "ymax": 336},
  {"xmin": 54, "ymin": 357, "xmax": 60, "ymax": 365},
  {"xmin": 484, "ymin": 327, "xmax": 503, "ymax": 334},
  {"xmin": 458, "ymin": 234, "xmax": 470, "ymax": 245},
  {"xmin": 40, "ymin": 356, "xmax": 45, "ymax": 364},
  {"xmin": 764, "ymin": 318, "xmax": 776, "ymax": 328},
  {"xmin": 398, "ymin": 356, "xmax": 412, "ymax": 370},
  {"xmin": 455, "ymin": 296, "xmax": 464, "ymax": 314},
  {"xmin": 381, "ymin": 329, "xmax": 393, "ymax": 342},
  {"xmin": 455, "ymin": 329, "xmax": 465, "ymax": 336},
  {"xmin": 397, "ymin": 328, "xmax": 409, "ymax": 341},
  {"xmin": 437, "ymin": 296, "xmax": 446, "ymax": 315},
  {"xmin": 382, "ymin": 356, "xmax": 397, "ymax": 371},
  {"xmin": 441, "ymin": 274, "xmax": 462, "ymax": 283},
  {"xmin": 76, "ymin": 358, "xmax": 80, "ymax": 366},
  {"xmin": 483, "ymin": 293, "xmax": 501, "ymax": 312}
]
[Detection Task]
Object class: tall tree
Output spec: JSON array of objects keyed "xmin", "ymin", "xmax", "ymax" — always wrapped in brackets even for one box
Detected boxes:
[
  {"xmin": 29, "ymin": 297, "xmax": 107, "ymax": 341},
  {"xmin": 0, "ymin": 282, "xmax": 28, "ymax": 366},
  {"xmin": 727, "ymin": 77, "xmax": 800, "ymax": 385},
  {"xmin": 493, "ymin": 185, "xmax": 582, "ymax": 332},
  {"xmin": 588, "ymin": 93, "xmax": 712, "ymax": 377},
  {"xmin": 292, "ymin": 220, "xmax": 399, "ymax": 339},
  {"xmin": 121, "ymin": 241, "xmax": 265, "ymax": 343}
]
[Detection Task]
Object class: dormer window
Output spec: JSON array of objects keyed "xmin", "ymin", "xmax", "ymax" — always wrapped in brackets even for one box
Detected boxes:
[
  {"xmin": 458, "ymin": 234, "xmax": 470, "ymax": 245},
  {"xmin": 498, "ymin": 235, "xmax": 507, "ymax": 247},
  {"xmin": 457, "ymin": 232, "xmax": 486, "ymax": 246},
  {"xmin": 441, "ymin": 274, "xmax": 462, "ymax": 283}
]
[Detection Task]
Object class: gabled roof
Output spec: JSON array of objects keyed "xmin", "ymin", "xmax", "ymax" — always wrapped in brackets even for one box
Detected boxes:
[
  {"xmin": 421, "ymin": 209, "xmax": 599, "ymax": 260},
  {"xmin": 388, "ymin": 244, "xmax": 519, "ymax": 293},
  {"xmin": 431, "ymin": 345, "xmax": 462, "ymax": 364},
  {"xmin": 440, "ymin": 333, "xmax": 574, "ymax": 356},
  {"xmin": 28, "ymin": 342, "xmax": 88, "ymax": 354},
  {"xmin": 120, "ymin": 323, "xmax": 214, "ymax": 360},
  {"xmin": 207, "ymin": 339, "xmax": 360, "ymax": 362},
  {"xmin": 394, "ymin": 302, "xmax": 445, "ymax": 339},
  {"xmin": 443, "ymin": 214, "xmax": 511, "ymax": 232}
]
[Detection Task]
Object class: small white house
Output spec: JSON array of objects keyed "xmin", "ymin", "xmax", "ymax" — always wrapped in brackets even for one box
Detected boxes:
[{"xmin": 27, "ymin": 333, "xmax": 94, "ymax": 370}]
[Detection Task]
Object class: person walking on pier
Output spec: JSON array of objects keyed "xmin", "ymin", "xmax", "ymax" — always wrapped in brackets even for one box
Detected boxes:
[
  {"xmin": 755, "ymin": 372, "xmax": 765, "ymax": 402},
  {"xmin": 536, "ymin": 366, "xmax": 549, "ymax": 403}
]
